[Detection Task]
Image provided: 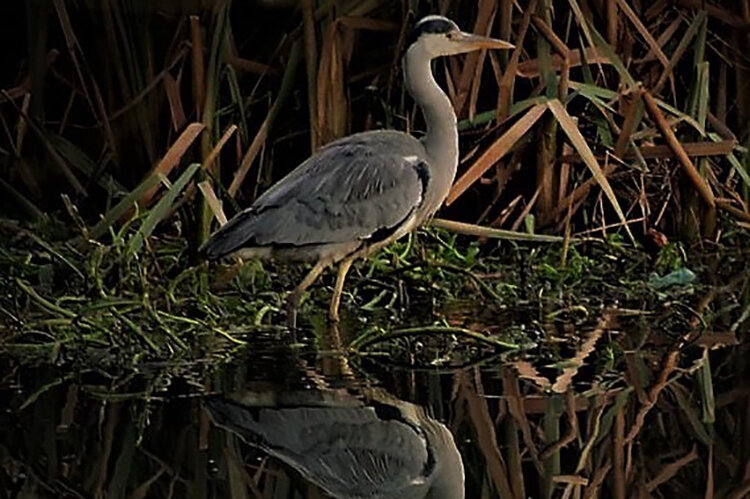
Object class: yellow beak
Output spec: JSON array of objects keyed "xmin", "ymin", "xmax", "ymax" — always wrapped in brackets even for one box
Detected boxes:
[{"xmin": 454, "ymin": 32, "xmax": 515, "ymax": 51}]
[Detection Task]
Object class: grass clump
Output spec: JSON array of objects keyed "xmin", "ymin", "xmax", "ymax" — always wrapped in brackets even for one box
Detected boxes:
[{"xmin": 0, "ymin": 215, "xmax": 284, "ymax": 374}]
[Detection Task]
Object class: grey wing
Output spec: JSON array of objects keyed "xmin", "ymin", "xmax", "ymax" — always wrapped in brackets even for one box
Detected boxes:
[
  {"xmin": 202, "ymin": 131, "xmax": 429, "ymax": 259},
  {"xmin": 206, "ymin": 397, "xmax": 431, "ymax": 498}
]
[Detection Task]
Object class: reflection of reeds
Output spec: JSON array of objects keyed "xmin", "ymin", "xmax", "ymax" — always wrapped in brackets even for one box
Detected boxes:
[
  {"xmin": 3, "ymin": 264, "xmax": 749, "ymax": 498},
  {"xmin": 449, "ymin": 341, "xmax": 747, "ymax": 495}
]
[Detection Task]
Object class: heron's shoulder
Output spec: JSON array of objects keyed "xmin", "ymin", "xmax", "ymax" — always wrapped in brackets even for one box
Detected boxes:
[{"xmin": 321, "ymin": 129, "xmax": 425, "ymax": 155}]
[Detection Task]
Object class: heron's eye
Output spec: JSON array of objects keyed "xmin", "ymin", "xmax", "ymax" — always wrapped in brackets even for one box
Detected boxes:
[{"xmin": 446, "ymin": 32, "xmax": 457, "ymax": 40}]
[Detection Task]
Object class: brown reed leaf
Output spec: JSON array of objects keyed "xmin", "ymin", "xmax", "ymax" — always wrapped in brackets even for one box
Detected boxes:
[
  {"xmin": 140, "ymin": 123, "xmax": 205, "ymax": 207},
  {"xmin": 163, "ymin": 72, "xmax": 186, "ymax": 132},
  {"xmin": 606, "ymin": 0, "xmax": 618, "ymax": 47},
  {"xmin": 204, "ymin": 124, "xmax": 238, "ymax": 174},
  {"xmin": 198, "ymin": 181, "xmax": 227, "ymax": 226},
  {"xmin": 614, "ymin": 0, "xmax": 669, "ymax": 67},
  {"xmin": 229, "ymin": 113, "xmax": 269, "ymax": 198},
  {"xmin": 454, "ymin": 0, "xmax": 497, "ymax": 115},
  {"xmin": 229, "ymin": 41, "xmax": 301, "ymax": 197},
  {"xmin": 226, "ymin": 55, "xmax": 280, "ymax": 76},
  {"xmin": 547, "ymin": 99, "xmax": 635, "ymax": 243},
  {"xmin": 447, "ymin": 103, "xmax": 547, "ymax": 205},
  {"xmin": 636, "ymin": 17, "xmax": 681, "ymax": 64},
  {"xmin": 541, "ymin": 391, "xmax": 579, "ymax": 460},
  {"xmin": 674, "ymin": 0, "xmax": 750, "ymax": 29},
  {"xmin": 516, "ymin": 47, "xmax": 611, "ymax": 78},
  {"xmin": 0, "ymin": 50, "xmax": 59, "ymax": 104},
  {"xmin": 497, "ymin": 0, "xmax": 537, "ymax": 119},
  {"xmin": 614, "ymin": 90, "xmax": 642, "ymax": 158},
  {"xmin": 642, "ymin": 90, "xmax": 716, "ymax": 208}
]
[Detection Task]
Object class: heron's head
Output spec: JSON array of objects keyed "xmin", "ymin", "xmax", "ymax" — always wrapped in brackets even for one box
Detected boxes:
[{"xmin": 407, "ymin": 15, "xmax": 513, "ymax": 59}]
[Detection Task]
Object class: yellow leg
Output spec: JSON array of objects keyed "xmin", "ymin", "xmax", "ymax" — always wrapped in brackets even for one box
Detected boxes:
[
  {"xmin": 287, "ymin": 260, "xmax": 327, "ymax": 329},
  {"xmin": 329, "ymin": 258, "xmax": 354, "ymax": 322}
]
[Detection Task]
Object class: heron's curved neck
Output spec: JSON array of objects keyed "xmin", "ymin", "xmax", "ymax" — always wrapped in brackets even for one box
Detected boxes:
[{"xmin": 404, "ymin": 46, "xmax": 458, "ymax": 176}]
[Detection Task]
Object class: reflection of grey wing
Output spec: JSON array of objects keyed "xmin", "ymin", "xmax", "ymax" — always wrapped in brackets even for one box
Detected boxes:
[
  {"xmin": 205, "ymin": 397, "xmax": 431, "ymax": 498},
  {"xmin": 201, "ymin": 131, "xmax": 429, "ymax": 259}
]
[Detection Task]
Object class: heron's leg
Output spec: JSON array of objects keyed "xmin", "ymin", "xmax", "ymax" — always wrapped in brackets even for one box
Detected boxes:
[
  {"xmin": 287, "ymin": 260, "xmax": 327, "ymax": 329},
  {"xmin": 329, "ymin": 257, "xmax": 354, "ymax": 322}
]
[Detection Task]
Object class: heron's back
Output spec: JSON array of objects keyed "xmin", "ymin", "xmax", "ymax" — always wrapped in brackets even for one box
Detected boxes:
[{"xmin": 201, "ymin": 130, "xmax": 431, "ymax": 262}]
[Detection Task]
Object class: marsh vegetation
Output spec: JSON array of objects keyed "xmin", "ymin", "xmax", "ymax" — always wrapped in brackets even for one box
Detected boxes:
[{"xmin": 0, "ymin": 0, "xmax": 749, "ymax": 497}]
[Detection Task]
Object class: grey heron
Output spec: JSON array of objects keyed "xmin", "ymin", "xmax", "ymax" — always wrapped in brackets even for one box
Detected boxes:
[
  {"xmin": 201, "ymin": 16, "xmax": 514, "ymax": 327},
  {"xmin": 205, "ymin": 386, "xmax": 464, "ymax": 498}
]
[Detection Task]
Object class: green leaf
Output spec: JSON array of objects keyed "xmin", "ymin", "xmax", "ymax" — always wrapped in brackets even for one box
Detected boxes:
[
  {"xmin": 127, "ymin": 163, "xmax": 200, "ymax": 256},
  {"xmin": 88, "ymin": 174, "xmax": 162, "ymax": 240},
  {"xmin": 589, "ymin": 27, "xmax": 637, "ymax": 89}
]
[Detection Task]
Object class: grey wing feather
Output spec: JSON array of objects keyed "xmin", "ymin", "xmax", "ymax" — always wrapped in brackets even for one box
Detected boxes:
[
  {"xmin": 206, "ymin": 397, "xmax": 430, "ymax": 498},
  {"xmin": 202, "ymin": 131, "xmax": 429, "ymax": 259}
]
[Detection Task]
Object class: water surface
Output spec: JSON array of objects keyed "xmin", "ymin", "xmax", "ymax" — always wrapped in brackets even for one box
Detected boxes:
[{"xmin": 2, "ymin": 305, "xmax": 747, "ymax": 498}]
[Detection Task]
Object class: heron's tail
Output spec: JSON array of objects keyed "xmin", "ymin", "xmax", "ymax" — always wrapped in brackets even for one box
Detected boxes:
[{"xmin": 199, "ymin": 209, "xmax": 256, "ymax": 260}]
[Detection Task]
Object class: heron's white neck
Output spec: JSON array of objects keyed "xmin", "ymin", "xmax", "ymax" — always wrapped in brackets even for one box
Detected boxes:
[{"xmin": 403, "ymin": 46, "xmax": 459, "ymax": 188}]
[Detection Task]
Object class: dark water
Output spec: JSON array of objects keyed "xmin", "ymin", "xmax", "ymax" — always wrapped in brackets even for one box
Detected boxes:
[{"xmin": 1, "ymin": 314, "xmax": 748, "ymax": 498}]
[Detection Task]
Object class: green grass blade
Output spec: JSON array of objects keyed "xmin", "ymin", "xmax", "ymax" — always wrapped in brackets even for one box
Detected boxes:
[
  {"xmin": 127, "ymin": 163, "xmax": 200, "ymax": 256},
  {"xmin": 589, "ymin": 27, "xmax": 637, "ymax": 89},
  {"xmin": 88, "ymin": 174, "xmax": 162, "ymax": 240}
]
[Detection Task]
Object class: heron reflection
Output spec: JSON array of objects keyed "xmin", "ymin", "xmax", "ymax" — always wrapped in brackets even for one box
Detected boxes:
[{"xmin": 205, "ymin": 386, "xmax": 464, "ymax": 499}]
